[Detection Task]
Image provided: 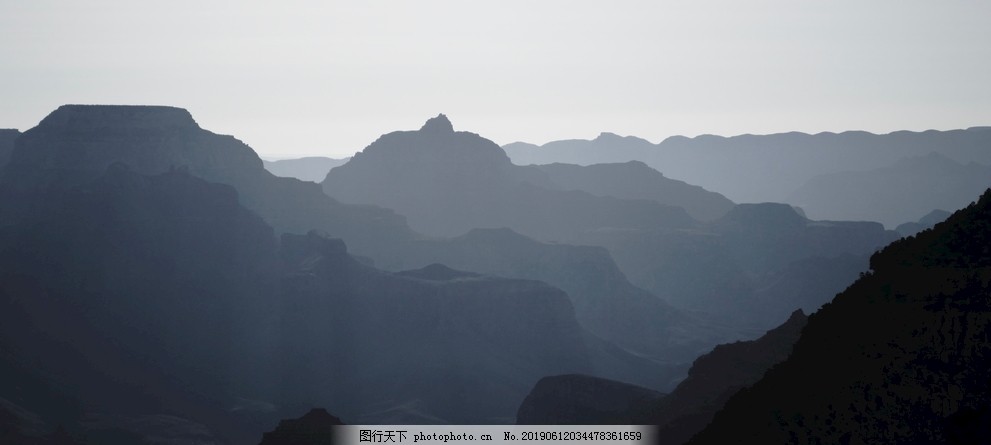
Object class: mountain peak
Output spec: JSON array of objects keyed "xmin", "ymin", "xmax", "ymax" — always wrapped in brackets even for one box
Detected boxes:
[
  {"xmin": 420, "ymin": 113, "xmax": 454, "ymax": 133},
  {"xmin": 37, "ymin": 105, "xmax": 200, "ymax": 132}
]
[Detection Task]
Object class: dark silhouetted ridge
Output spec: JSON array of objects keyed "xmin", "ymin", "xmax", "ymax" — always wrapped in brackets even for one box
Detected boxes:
[
  {"xmin": 516, "ymin": 374, "xmax": 662, "ymax": 425},
  {"xmin": 631, "ymin": 310, "xmax": 807, "ymax": 444},
  {"xmin": 688, "ymin": 188, "xmax": 991, "ymax": 444},
  {"xmin": 259, "ymin": 408, "xmax": 343, "ymax": 445}
]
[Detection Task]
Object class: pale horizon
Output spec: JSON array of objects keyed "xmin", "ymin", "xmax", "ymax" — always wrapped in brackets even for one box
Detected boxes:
[{"xmin": 3, "ymin": 1, "xmax": 990, "ymax": 159}]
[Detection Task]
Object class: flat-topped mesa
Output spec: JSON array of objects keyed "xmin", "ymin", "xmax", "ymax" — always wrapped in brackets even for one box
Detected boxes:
[
  {"xmin": 36, "ymin": 105, "xmax": 200, "ymax": 133},
  {"xmin": 420, "ymin": 113, "xmax": 454, "ymax": 133}
]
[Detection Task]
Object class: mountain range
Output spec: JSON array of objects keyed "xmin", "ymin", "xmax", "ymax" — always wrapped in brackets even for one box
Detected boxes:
[
  {"xmin": 504, "ymin": 127, "xmax": 991, "ymax": 223},
  {"xmin": 322, "ymin": 114, "xmax": 702, "ymax": 241},
  {"xmin": 321, "ymin": 114, "xmax": 895, "ymax": 332},
  {"xmin": 2, "ymin": 104, "xmax": 986, "ymax": 443}
]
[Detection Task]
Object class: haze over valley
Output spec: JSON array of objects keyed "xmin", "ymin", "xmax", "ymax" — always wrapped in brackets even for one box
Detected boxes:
[{"xmin": 3, "ymin": 1, "xmax": 991, "ymax": 444}]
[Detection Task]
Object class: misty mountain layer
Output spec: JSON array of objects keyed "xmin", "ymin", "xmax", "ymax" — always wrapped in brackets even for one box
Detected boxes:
[
  {"xmin": 788, "ymin": 152, "xmax": 991, "ymax": 227},
  {"xmin": 505, "ymin": 127, "xmax": 991, "ymax": 216},
  {"xmin": 322, "ymin": 115, "xmax": 704, "ymax": 241}
]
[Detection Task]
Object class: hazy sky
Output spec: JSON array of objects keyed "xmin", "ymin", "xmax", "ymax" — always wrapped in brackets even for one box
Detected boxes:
[{"xmin": 2, "ymin": 1, "xmax": 989, "ymax": 158}]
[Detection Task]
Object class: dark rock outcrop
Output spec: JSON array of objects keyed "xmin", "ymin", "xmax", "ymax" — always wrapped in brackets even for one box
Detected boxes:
[
  {"xmin": 688, "ymin": 188, "xmax": 991, "ymax": 444},
  {"xmin": 259, "ymin": 408, "xmax": 343, "ymax": 445},
  {"xmin": 513, "ymin": 310, "xmax": 806, "ymax": 443},
  {"xmin": 634, "ymin": 310, "xmax": 807, "ymax": 444},
  {"xmin": 516, "ymin": 375, "xmax": 662, "ymax": 425}
]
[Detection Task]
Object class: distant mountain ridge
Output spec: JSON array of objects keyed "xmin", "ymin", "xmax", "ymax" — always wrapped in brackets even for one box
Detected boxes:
[
  {"xmin": 263, "ymin": 156, "xmax": 349, "ymax": 182},
  {"xmin": 322, "ymin": 114, "xmax": 705, "ymax": 240},
  {"xmin": 788, "ymin": 152, "xmax": 991, "ymax": 227},
  {"xmin": 536, "ymin": 161, "xmax": 734, "ymax": 221},
  {"xmin": 896, "ymin": 209, "xmax": 952, "ymax": 237},
  {"xmin": 504, "ymin": 127, "xmax": 991, "ymax": 205}
]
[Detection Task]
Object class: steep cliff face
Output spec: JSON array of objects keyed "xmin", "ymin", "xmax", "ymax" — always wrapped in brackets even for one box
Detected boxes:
[
  {"xmin": 3, "ymin": 105, "xmax": 411, "ymax": 258},
  {"xmin": 513, "ymin": 310, "xmax": 807, "ymax": 442},
  {"xmin": 689, "ymin": 189, "xmax": 991, "ymax": 444},
  {"xmin": 635, "ymin": 310, "xmax": 808, "ymax": 444}
]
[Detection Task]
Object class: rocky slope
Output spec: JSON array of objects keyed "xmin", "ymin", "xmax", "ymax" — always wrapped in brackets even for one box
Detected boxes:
[
  {"xmin": 689, "ymin": 188, "xmax": 991, "ymax": 444},
  {"xmin": 516, "ymin": 375, "xmax": 662, "ymax": 425},
  {"xmin": 513, "ymin": 310, "xmax": 807, "ymax": 443},
  {"xmin": 258, "ymin": 408, "xmax": 343, "ymax": 445}
]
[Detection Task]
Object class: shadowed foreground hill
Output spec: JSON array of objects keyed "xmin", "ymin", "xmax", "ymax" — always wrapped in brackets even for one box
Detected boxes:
[
  {"xmin": 513, "ymin": 310, "xmax": 807, "ymax": 444},
  {"xmin": 689, "ymin": 188, "xmax": 991, "ymax": 444},
  {"xmin": 516, "ymin": 375, "xmax": 663, "ymax": 425},
  {"xmin": 258, "ymin": 408, "xmax": 343, "ymax": 445}
]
